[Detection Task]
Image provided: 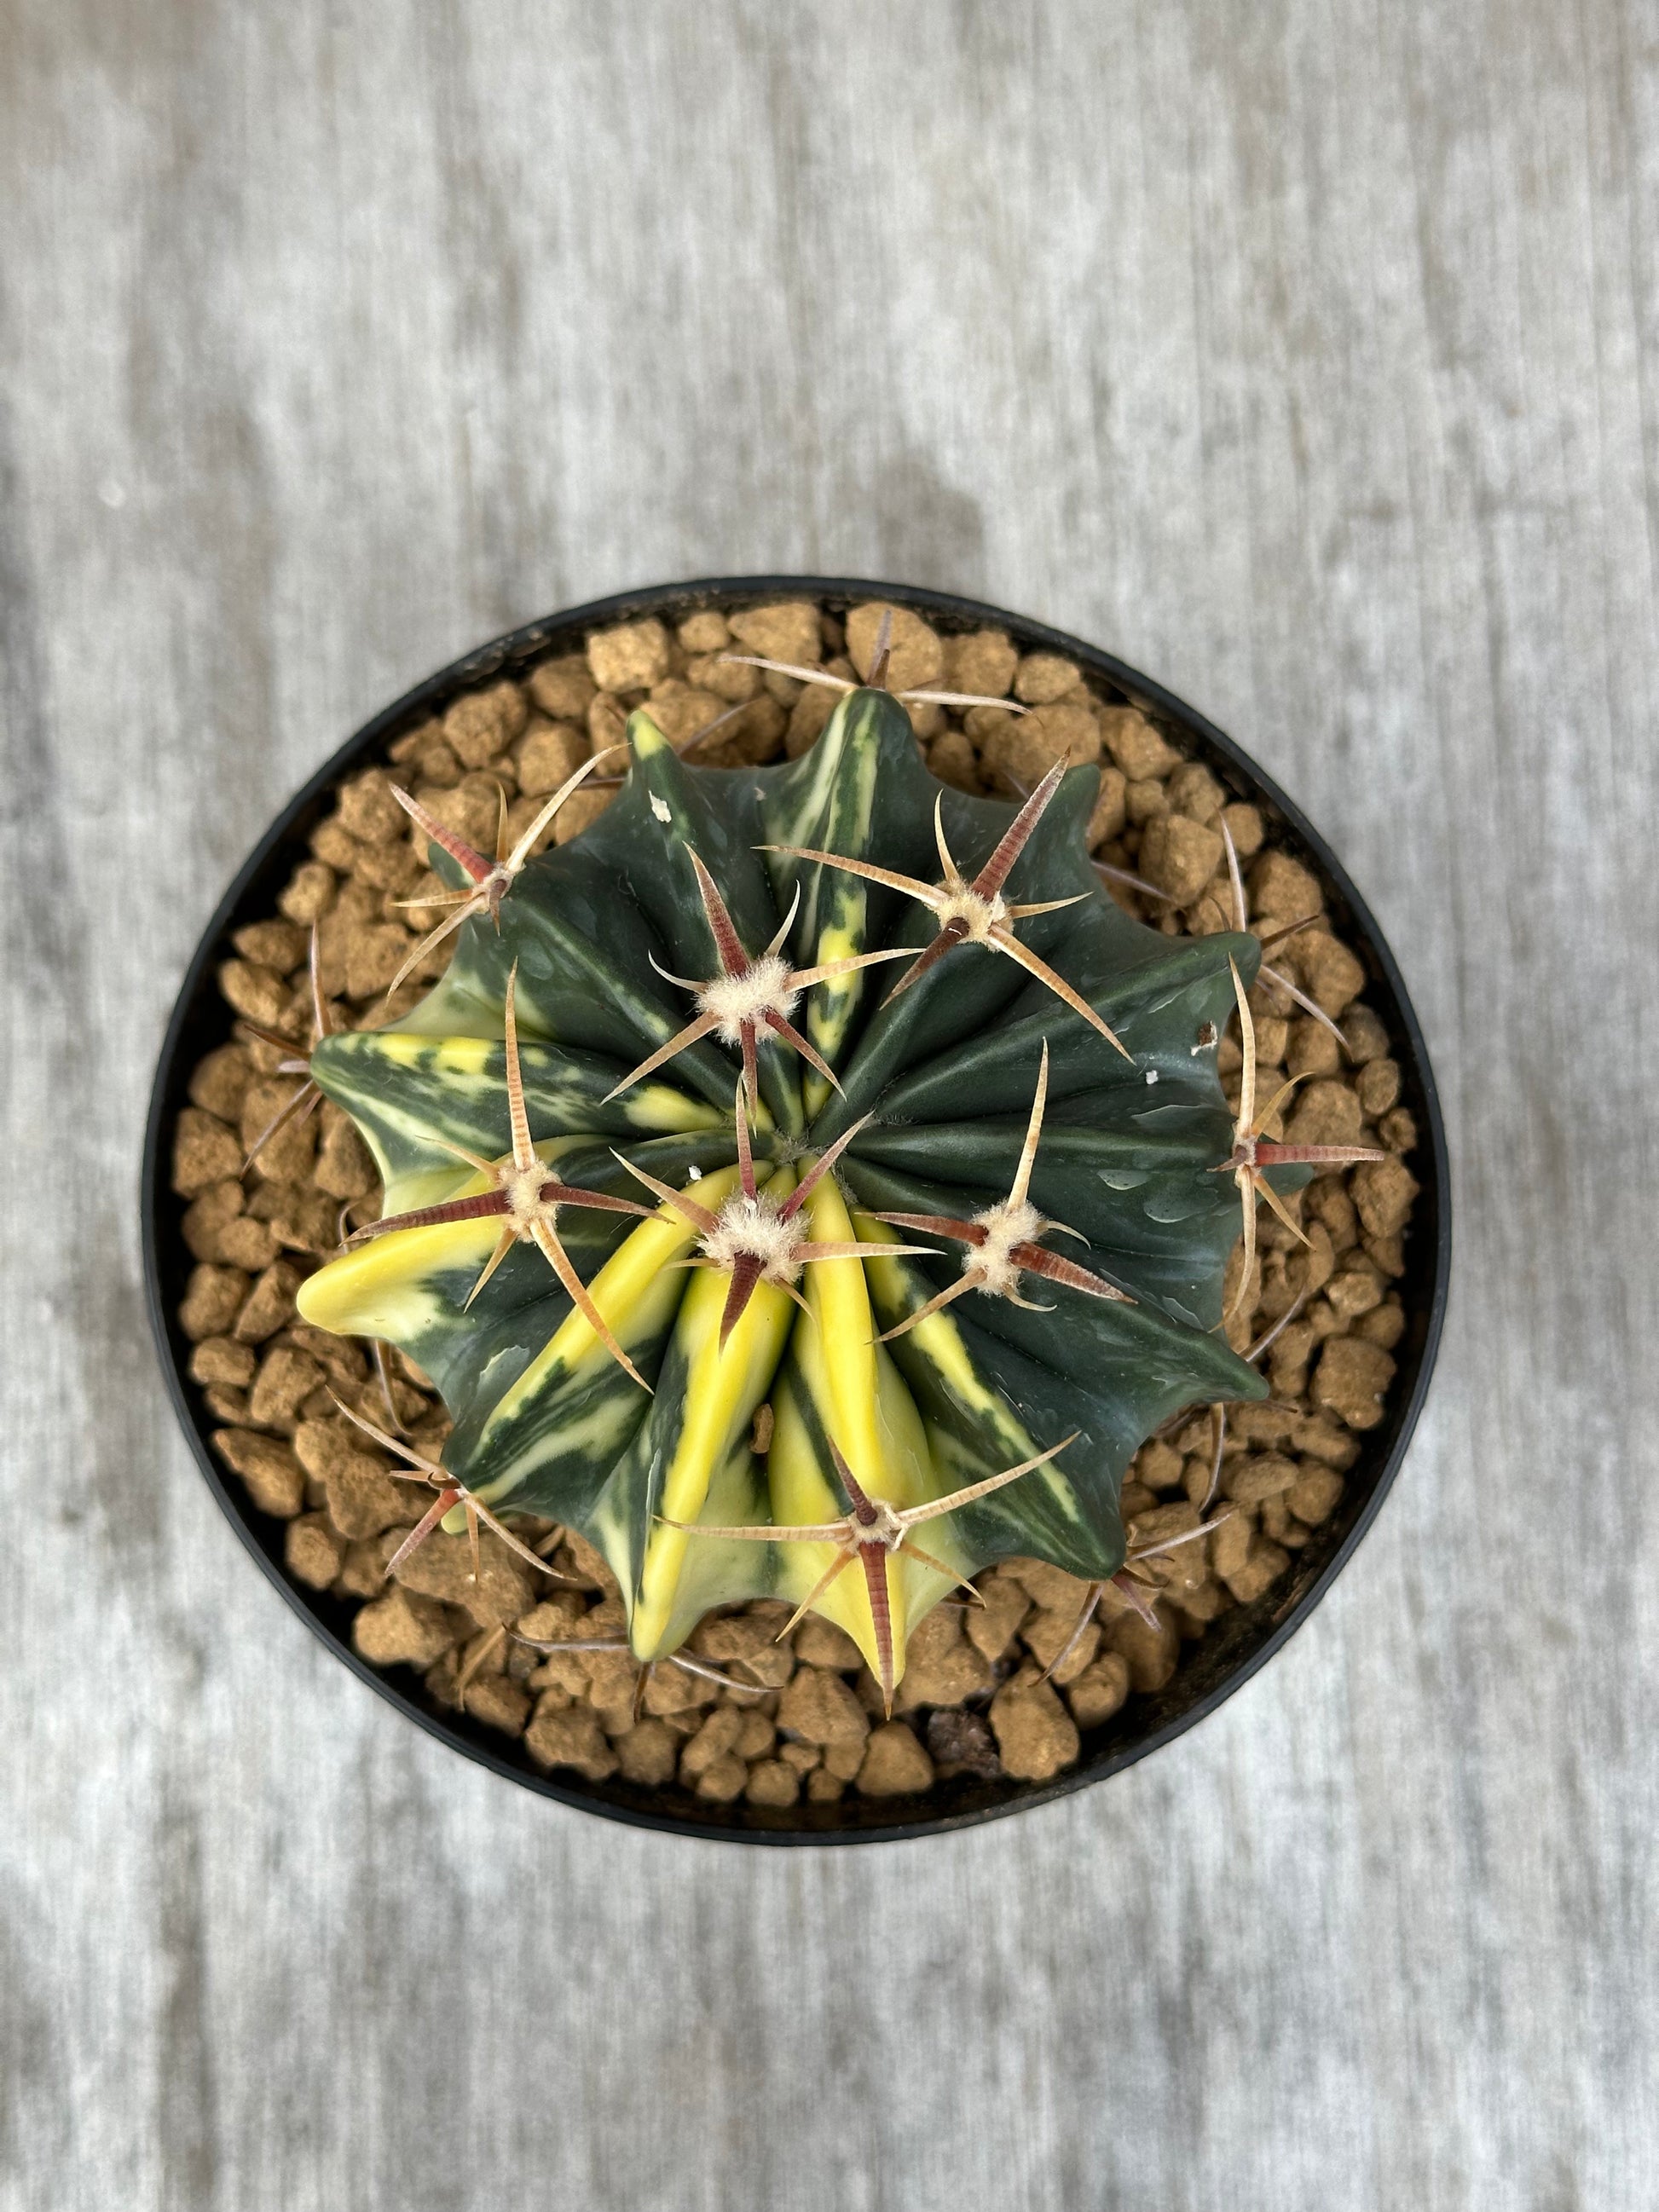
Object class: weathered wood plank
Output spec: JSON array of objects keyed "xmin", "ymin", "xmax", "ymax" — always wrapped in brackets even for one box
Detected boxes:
[{"xmin": 2, "ymin": 2, "xmax": 1656, "ymax": 2206}]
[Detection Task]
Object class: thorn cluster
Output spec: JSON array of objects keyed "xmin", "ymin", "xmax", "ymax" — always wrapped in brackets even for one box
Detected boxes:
[
  {"xmin": 663, "ymin": 1432, "xmax": 1076, "ymax": 1712},
  {"xmin": 604, "ymin": 849, "xmax": 912, "ymax": 1107},
  {"xmin": 332, "ymin": 1391, "xmax": 553, "ymax": 1591},
  {"xmin": 238, "ymin": 924, "xmax": 332, "ymax": 1170},
  {"xmin": 349, "ymin": 959, "xmax": 656, "ymax": 1385},
  {"xmin": 387, "ymin": 750, "xmax": 616, "ymax": 995},
  {"xmin": 717, "ymin": 604, "xmax": 1032, "ymax": 718},
  {"xmin": 1218, "ymin": 959, "xmax": 1384, "ymax": 1320},
  {"xmin": 1037, "ymin": 1509, "xmax": 1233, "ymax": 1681},
  {"xmin": 766, "ymin": 759, "xmax": 1130, "ymax": 1054},
  {"xmin": 1218, "ymin": 814, "xmax": 1349, "ymax": 1048},
  {"xmin": 870, "ymin": 1040, "xmax": 1135, "ymax": 1339},
  {"xmin": 620, "ymin": 1085, "xmax": 928, "ymax": 1349}
]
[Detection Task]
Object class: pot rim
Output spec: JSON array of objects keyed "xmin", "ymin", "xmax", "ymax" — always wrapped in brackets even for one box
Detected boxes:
[{"xmin": 142, "ymin": 575, "xmax": 1452, "ymax": 1845}]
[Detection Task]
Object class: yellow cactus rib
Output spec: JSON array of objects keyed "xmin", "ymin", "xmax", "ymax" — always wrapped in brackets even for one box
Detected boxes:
[
  {"xmin": 800, "ymin": 913, "xmax": 864, "ymax": 1119},
  {"xmin": 855, "ymin": 1213, "xmax": 1090, "ymax": 1552},
  {"xmin": 629, "ymin": 1250, "xmax": 796, "ymax": 1658},
  {"xmin": 766, "ymin": 1173, "xmax": 945, "ymax": 1694},
  {"xmin": 857, "ymin": 1224, "xmax": 1034, "ymax": 1465},
  {"xmin": 691, "ymin": 1398, "xmax": 1073, "ymax": 1712},
  {"xmin": 295, "ymin": 1199, "xmax": 501, "ymax": 1342}
]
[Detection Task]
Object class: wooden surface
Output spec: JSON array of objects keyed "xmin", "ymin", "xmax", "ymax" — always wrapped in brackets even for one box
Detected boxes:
[{"xmin": 3, "ymin": 4, "xmax": 1655, "ymax": 2206}]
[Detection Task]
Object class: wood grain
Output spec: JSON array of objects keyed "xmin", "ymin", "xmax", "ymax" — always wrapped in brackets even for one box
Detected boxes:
[{"xmin": 3, "ymin": 3, "xmax": 1656, "ymax": 2205}]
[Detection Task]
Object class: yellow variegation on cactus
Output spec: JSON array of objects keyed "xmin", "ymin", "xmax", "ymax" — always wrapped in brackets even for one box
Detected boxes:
[{"xmin": 295, "ymin": 653, "xmax": 1377, "ymax": 1710}]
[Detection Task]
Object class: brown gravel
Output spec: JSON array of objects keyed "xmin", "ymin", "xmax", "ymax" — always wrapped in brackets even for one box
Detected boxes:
[{"xmin": 172, "ymin": 597, "xmax": 1424, "ymax": 1811}]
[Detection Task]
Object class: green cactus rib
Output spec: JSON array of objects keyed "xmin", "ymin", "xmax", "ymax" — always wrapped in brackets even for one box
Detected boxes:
[{"xmin": 298, "ymin": 685, "xmax": 1298, "ymax": 1693}]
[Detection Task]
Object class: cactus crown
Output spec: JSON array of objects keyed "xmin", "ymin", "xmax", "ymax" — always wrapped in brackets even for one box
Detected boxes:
[{"xmin": 297, "ymin": 678, "xmax": 1309, "ymax": 1707}]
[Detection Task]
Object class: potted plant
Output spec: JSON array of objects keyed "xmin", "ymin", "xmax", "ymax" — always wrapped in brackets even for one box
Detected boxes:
[{"xmin": 144, "ymin": 580, "xmax": 1448, "ymax": 1841}]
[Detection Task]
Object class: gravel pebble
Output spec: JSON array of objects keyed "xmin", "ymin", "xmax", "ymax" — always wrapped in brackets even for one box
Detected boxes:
[
  {"xmin": 525, "ymin": 1701, "xmax": 618, "ymax": 1781},
  {"xmin": 777, "ymin": 1666, "xmax": 870, "ymax": 1747},
  {"xmin": 587, "ymin": 619, "xmax": 671, "ymax": 694},
  {"xmin": 846, "ymin": 603, "xmax": 943, "ymax": 691},
  {"xmin": 942, "ymin": 629, "xmax": 1017, "ymax": 698},
  {"xmin": 1314, "ymin": 1337, "xmax": 1397, "ymax": 1430},
  {"xmin": 527, "ymin": 655, "xmax": 596, "ymax": 721},
  {"xmin": 1099, "ymin": 706, "xmax": 1180, "ymax": 781},
  {"xmin": 857, "ymin": 1723, "xmax": 935, "ymax": 1796},
  {"xmin": 353, "ymin": 1586, "xmax": 460, "ymax": 1670},
  {"xmin": 444, "ymin": 682, "xmax": 528, "ymax": 770},
  {"xmin": 981, "ymin": 700, "xmax": 1100, "ymax": 794},
  {"xmin": 990, "ymin": 1675, "xmax": 1081, "ymax": 1782},
  {"xmin": 211, "ymin": 1428, "xmax": 305, "ymax": 1517},
  {"xmin": 1066, "ymin": 1652, "xmax": 1131, "ymax": 1729},
  {"xmin": 727, "ymin": 601, "xmax": 820, "ymax": 666},
  {"xmin": 1139, "ymin": 812, "xmax": 1223, "ymax": 904}
]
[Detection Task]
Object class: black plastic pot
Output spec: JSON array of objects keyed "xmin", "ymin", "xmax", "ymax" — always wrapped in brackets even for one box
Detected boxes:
[{"xmin": 142, "ymin": 577, "xmax": 1451, "ymax": 1845}]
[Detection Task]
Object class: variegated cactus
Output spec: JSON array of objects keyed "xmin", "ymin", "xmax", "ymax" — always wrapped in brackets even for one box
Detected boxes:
[{"xmin": 296, "ymin": 668, "xmax": 1370, "ymax": 1709}]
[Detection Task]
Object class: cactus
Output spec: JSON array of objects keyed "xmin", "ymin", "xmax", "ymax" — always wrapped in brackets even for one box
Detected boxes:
[{"xmin": 295, "ymin": 673, "xmax": 1374, "ymax": 1708}]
